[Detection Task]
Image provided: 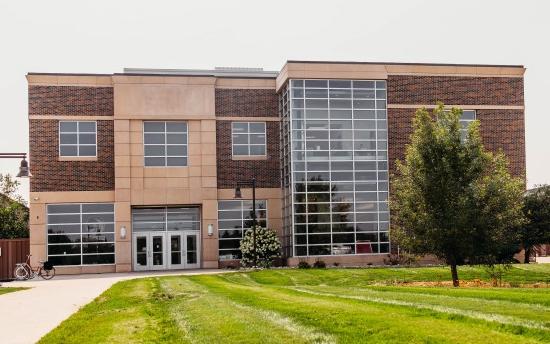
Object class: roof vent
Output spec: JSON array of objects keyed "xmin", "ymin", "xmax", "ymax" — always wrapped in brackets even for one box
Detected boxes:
[{"xmin": 214, "ymin": 67, "xmax": 264, "ymax": 72}]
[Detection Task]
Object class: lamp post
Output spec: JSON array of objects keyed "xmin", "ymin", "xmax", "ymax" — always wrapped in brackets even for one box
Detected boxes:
[
  {"xmin": 234, "ymin": 178, "xmax": 257, "ymax": 267},
  {"xmin": 0, "ymin": 153, "xmax": 32, "ymax": 178}
]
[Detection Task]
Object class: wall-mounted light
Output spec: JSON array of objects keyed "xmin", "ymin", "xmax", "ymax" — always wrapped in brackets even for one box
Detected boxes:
[
  {"xmin": 207, "ymin": 224, "xmax": 214, "ymax": 236},
  {"xmin": 120, "ymin": 226, "xmax": 127, "ymax": 239}
]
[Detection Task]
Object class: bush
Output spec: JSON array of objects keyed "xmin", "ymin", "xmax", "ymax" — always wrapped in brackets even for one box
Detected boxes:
[
  {"xmin": 297, "ymin": 260, "xmax": 311, "ymax": 269},
  {"xmin": 239, "ymin": 226, "xmax": 281, "ymax": 268},
  {"xmin": 483, "ymin": 264, "xmax": 512, "ymax": 287},
  {"xmin": 313, "ymin": 260, "xmax": 326, "ymax": 268},
  {"xmin": 383, "ymin": 253, "xmax": 418, "ymax": 266}
]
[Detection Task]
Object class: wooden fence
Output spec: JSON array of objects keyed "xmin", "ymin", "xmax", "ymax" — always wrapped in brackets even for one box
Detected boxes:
[{"xmin": 0, "ymin": 238, "xmax": 29, "ymax": 281}]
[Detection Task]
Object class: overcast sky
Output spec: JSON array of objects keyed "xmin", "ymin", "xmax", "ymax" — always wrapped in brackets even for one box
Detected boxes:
[{"xmin": 0, "ymin": 0, "xmax": 548, "ymax": 201}]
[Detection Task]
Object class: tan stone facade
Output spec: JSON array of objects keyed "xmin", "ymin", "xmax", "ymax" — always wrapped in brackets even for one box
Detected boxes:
[{"xmin": 27, "ymin": 61, "xmax": 526, "ymax": 273}]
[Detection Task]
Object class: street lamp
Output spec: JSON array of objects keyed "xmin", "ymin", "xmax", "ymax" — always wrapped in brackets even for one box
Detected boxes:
[
  {"xmin": 234, "ymin": 178, "xmax": 257, "ymax": 267},
  {"xmin": 0, "ymin": 153, "xmax": 32, "ymax": 178}
]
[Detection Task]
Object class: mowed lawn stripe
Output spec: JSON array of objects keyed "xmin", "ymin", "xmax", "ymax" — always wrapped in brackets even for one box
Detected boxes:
[
  {"xmin": 290, "ymin": 286, "xmax": 549, "ymax": 331},
  {"xmin": 294, "ymin": 285, "xmax": 550, "ymax": 325},
  {"xmin": 158, "ymin": 277, "xmax": 335, "ymax": 344},
  {"xmin": 243, "ymin": 265, "xmax": 550, "ymax": 286},
  {"xmin": 367, "ymin": 286, "xmax": 550, "ymax": 307},
  {"xmin": 191, "ymin": 274, "xmax": 545, "ymax": 344}
]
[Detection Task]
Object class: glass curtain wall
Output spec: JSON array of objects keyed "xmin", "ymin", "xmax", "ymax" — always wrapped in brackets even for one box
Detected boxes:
[
  {"xmin": 282, "ymin": 79, "xmax": 390, "ymax": 257},
  {"xmin": 280, "ymin": 83, "xmax": 293, "ymax": 257}
]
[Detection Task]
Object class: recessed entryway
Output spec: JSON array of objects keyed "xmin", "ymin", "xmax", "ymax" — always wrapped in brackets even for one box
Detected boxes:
[{"xmin": 132, "ymin": 207, "xmax": 201, "ymax": 271}]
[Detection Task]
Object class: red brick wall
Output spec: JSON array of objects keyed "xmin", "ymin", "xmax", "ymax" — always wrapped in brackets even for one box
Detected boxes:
[
  {"xmin": 387, "ymin": 76, "xmax": 524, "ymax": 105},
  {"xmin": 29, "ymin": 86, "xmax": 113, "ymax": 116},
  {"xmin": 29, "ymin": 120, "xmax": 114, "ymax": 192},
  {"xmin": 477, "ymin": 109, "xmax": 525, "ymax": 178},
  {"xmin": 216, "ymin": 120, "xmax": 280, "ymax": 188},
  {"xmin": 387, "ymin": 108, "xmax": 526, "ymax": 179},
  {"xmin": 215, "ymin": 89, "xmax": 278, "ymax": 117}
]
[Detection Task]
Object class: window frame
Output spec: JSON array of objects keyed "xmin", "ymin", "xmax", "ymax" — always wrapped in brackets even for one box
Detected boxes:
[
  {"xmin": 58, "ymin": 121, "xmax": 97, "ymax": 157},
  {"xmin": 217, "ymin": 199, "xmax": 268, "ymax": 260},
  {"xmin": 143, "ymin": 121, "xmax": 189, "ymax": 167},
  {"xmin": 231, "ymin": 122, "xmax": 267, "ymax": 157},
  {"xmin": 132, "ymin": 207, "xmax": 201, "ymax": 232},
  {"xmin": 286, "ymin": 79, "xmax": 390, "ymax": 257},
  {"xmin": 46, "ymin": 203, "xmax": 115, "ymax": 266}
]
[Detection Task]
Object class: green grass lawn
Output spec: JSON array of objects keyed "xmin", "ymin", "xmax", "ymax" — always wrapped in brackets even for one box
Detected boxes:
[
  {"xmin": 40, "ymin": 265, "xmax": 550, "ymax": 344},
  {"xmin": 0, "ymin": 287, "xmax": 26, "ymax": 295}
]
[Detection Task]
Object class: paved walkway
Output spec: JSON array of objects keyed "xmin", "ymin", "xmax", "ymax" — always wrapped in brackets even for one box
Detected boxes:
[{"xmin": 0, "ymin": 269, "xmax": 228, "ymax": 344}]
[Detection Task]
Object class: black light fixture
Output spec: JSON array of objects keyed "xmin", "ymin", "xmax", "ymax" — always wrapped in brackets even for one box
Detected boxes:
[
  {"xmin": 0, "ymin": 153, "xmax": 31, "ymax": 178},
  {"xmin": 17, "ymin": 157, "xmax": 31, "ymax": 178},
  {"xmin": 234, "ymin": 186, "xmax": 242, "ymax": 199}
]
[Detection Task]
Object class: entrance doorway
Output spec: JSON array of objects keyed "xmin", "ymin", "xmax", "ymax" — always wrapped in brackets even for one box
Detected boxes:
[
  {"xmin": 132, "ymin": 207, "xmax": 201, "ymax": 271},
  {"xmin": 133, "ymin": 231, "xmax": 200, "ymax": 271}
]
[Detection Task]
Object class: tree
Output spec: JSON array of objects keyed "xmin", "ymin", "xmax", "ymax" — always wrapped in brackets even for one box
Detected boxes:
[
  {"xmin": 519, "ymin": 185, "xmax": 550, "ymax": 263},
  {"xmin": 0, "ymin": 173, "xmax": 29, "ymax": 239},
  {"xmin": 391, "ymin": 104, "xmax": 524, "ymax": 287},
  {"xmin": 0, "ymin": 174, "xmax": 25, "ymax": 204},
  {"xmin": 240, "ymin": 226, "xmax": 282, "ymax": 268}
]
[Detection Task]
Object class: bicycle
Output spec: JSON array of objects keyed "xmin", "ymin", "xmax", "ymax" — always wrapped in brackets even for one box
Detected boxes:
[{"xmin": 13, "ymin": 254, "xmax": 56, "ymax": 280}]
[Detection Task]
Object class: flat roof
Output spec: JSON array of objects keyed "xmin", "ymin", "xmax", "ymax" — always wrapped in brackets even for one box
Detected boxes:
[
  {"xmin": 286, "ymin": 60, "xmax": 525, "ymax": 68},
  {"xmin": 27, "ymin": 60, "xmax": 525, "ymax": 78}
]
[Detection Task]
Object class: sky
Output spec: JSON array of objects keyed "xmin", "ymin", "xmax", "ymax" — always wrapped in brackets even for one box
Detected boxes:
[{"xmin": 0, "ymin": 0, "xmax": 548, "ymax": 201}]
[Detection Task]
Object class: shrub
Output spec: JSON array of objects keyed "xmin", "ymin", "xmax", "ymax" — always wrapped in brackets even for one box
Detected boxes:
[
  {"xmin": 483, "ymin": 264, "xmax": 512, "ymax": 287},
  {"xmin": 509, "ymin": 281, "xmax": 521, "ymax": 288},
  {"xmin": 297, "ymin": 260, "xmax": 311, "ymax": 269},
  {"xmin": 313, "ymin": 259, "xmax": 326, "ymax": 268},
  {"xmin": 239, "ymin": 226, "xmax": 281, "ymax": 268},
  {"xmin": 383, "ymin": 253, "xmax": 418, "ymax": 266}
]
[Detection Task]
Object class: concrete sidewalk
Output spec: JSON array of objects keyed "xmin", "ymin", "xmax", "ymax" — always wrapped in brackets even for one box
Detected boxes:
[{"xmin": 0, "ymin": 269, "xmax": 228, "ymax": 344}]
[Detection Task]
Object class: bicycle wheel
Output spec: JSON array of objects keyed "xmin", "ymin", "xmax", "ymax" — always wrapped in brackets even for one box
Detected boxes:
[
  {"xmin": 39, "ymin": 267, "xmax": 55, "ymax": 279},
  {"xmin": 14, "ymin": 266, "xmax": 29, "ymax": 280},
  {"xmin": 40, "ymin": 267, "xmax": 55, "ymax": 280}
]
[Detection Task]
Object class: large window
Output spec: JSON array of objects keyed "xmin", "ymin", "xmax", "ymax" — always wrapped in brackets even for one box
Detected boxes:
[
  {"xmin": 47, "ymin": 203, "xmax": 114, "ymax": 266},
  {"xmin": 132, "ymin": 207, "xmax": 200, "ymax": 231},
  {"xmin": 232, "ymin": 122, "xmax": 266, "ymax": 156},
  {"xmin": 143, "ymin": 121, "xmax": 188, "ymax": 167},
  {"xmin": 283, "ymin": 79, "xmax": 390, "ymax": 257},
  {"xmin": 59, "ymin": 121, "xmax": 97, "ymax": 157},
  {"xmin": 218, "ymin": 200, "xmax": 267, "ymax": 260}
]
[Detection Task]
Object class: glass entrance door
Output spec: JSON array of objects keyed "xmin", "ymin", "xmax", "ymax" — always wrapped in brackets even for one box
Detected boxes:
[
  {"xmin": 185, "ymin": 232, "xmax": 200, "ymax": 269},
  {"xmin": 150, "ymin": 233, "xmax": 166, "ymax": 270},
  {"xmin": 132, "ymin": 233, "xmax": 167, "ymax": 271},
  {"xmin": 134, "ymin": 234, "xmax": 149, "ymax": 271},
  {"xmin": 133, "ymin": 231, "xmax": 200, "ymax": 270},
  {"xmin": 132, "ymin": 207, "xmax": 201, "ymax": 271},
  {"xmin": 168, "ymin": 232, "xmax": 184, "ymax": 269}
]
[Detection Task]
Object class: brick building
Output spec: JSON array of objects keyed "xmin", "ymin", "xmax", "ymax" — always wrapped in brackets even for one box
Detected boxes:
[{"xmin": 26, "ymin": 61, "xmax": 525, "ymax": 273}]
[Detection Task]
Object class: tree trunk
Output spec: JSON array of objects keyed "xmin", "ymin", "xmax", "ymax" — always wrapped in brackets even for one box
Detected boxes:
[
  {"xmin": 450, "ymin": 263, "xmax": 459, "ymax": 287},
  {"xmin": 524, "ymin": 246, "xmax": 531, "ymax": 264}
]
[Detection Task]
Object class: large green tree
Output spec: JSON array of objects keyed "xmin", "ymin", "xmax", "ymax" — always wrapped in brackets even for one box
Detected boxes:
[
  {"xmin": 0, "ymin": 174, "xmax": 29, "ymax": 239},
  {"xmin": 519, "ymin": 185, "xmax": 550, "ymax": 263},
  {"xmin": 391, "ymin": 104, "xmax": 524, "ymax": 286}
]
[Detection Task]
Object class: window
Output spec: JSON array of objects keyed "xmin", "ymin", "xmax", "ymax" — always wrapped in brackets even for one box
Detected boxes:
[
  {"xmin": 284, "ymin": 79, "xmax": 390, "ymax": 257},
  {"xmin": 218, "ymin": 200, "xmax": 267, "ymax": 260},
  {"xmin": 132, "ymin": 207, "xmax": 200, "ymax": 231},
  {"xmin": 443, "ymin": 109, "xmax": 477, "ymax": 141},
  {"xmin": 59, "ymin": 121, "xmax": 97, "ymax": 157},
  {"xmin": 232, "ymin": 122, "xmax": 266, "ymax": 156},
  {"xmin": 144, "ymin": 121, "xmax": 188, "ymax": 167},
  {"xmin": 47, "ymin": 203, "xmax": 114, "ymax": 266},
  {"xmin": 460, "ymin": 110, "xmax": 476, "ymax": 140}
]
